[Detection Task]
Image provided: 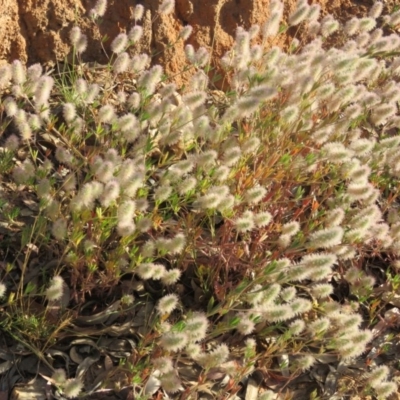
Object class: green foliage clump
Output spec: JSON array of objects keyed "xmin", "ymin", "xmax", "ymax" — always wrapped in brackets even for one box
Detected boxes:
[{"xmin": 1, "ymin": 0, "xmax": 400, "ymax": 398}]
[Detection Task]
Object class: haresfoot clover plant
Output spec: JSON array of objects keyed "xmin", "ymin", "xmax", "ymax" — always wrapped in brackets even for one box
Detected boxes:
[{"xmin": 1, "ymin": 0, "xmax": 400, "ymax": 398}]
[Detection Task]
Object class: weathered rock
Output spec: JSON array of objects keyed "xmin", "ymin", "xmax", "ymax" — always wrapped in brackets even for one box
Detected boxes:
[{"xmin": 0, "ymin": 0, "xmax": 368, "ymax": 88}]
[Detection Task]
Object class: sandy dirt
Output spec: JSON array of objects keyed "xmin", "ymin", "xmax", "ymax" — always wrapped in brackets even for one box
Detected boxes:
[{"xmin": 0, "ymin": 0, "xmax": 373, "ymax": 88}]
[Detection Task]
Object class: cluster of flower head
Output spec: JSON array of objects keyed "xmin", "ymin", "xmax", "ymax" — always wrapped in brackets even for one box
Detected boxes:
[{"xmin": 1, "ymin": 0, "xmax": 400, "ymax": 397}]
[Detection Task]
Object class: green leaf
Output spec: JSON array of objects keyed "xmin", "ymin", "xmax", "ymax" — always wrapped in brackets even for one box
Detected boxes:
[
  {"xmin": 172, "ymin": 320, "xmax": 187, "ymax": 332},
  {"xmin": 279, "ymin": 153, "xmax": 291, "ymax": 167},
  {"xmin": 229, "ymin": 316, "xmax": 240, "ymax": 327},
  {"xmin": 21, "ymin": 225, "xmax": 33, "ymax": 248},
  {"xmin": 233, "ymin": 279, "xmax": 250, "ymax": 294},
  {"xmin": 263, "ymin": 260, "xmax": 278, "ymax": 275},
  {"xmin": 278, "ymin": 23, "xmax": 288, "ymax": 34},
  {"xmin": 24, "ymin": 282, "xmax": 36, "ymax": 295},
  {"xmin": 207, "ymin": 296, "xmax": 215, "ymax": 314},
  {"xmin": 294, "ymin": 186, "xmax": 305, "ymax": 201}
]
